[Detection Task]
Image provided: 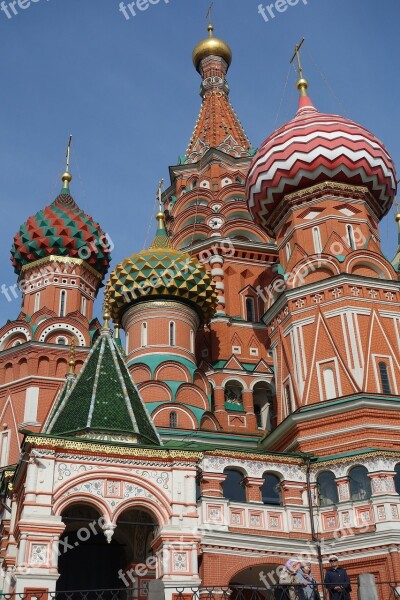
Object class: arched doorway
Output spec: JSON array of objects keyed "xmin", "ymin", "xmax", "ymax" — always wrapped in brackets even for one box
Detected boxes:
[
  {"xmin": 230, "ymin": 564, "xmax": 278, "ymax": 599},
  {"xmin": 57, "ymin": 503, "xmax": 158, "ymax": 592}
]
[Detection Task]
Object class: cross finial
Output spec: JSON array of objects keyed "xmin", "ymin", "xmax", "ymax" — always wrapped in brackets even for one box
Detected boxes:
[
  {"xmin": 61, "ymin": 135, "xmax": 73, "ymax": 190},
  {"xmin": 65, "ymin": 135, "xmax": 72, "ymax": 173},
  {"xmin": 157, "ymin": 179, "xmax": 164, "ymax": 212},
  {"xmin": 290, "ymin": 38, "xmax": 308, "ymax": 97},
  {"xmin": 290, "ymin": 38, "xmax": 305, "ymax": 79},
  {"xmin": 206, "ymin": 2, "xmax": 213, "ymax": 26}
]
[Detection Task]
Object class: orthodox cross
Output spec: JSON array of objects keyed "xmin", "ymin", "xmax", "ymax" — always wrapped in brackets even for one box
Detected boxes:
[
  {"xmin": 157, "ymin": 179, "xmax": 164, "ymax": 211},
  {"xmin": 290, "ymin": 37, "xmax": 305, "ymax": 79},
  {"xmin": 206, "ymin": 2, "xmax": 213, "ymax": 25},
  {"xmin": 65, "ymin": 135, "xmax": 72, "ymax": 173}
]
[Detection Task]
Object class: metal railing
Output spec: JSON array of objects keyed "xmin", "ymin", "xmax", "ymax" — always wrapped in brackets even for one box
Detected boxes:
[{"xmin": 1, "ymin": 582, "xmax": 400, "ymax": 600}]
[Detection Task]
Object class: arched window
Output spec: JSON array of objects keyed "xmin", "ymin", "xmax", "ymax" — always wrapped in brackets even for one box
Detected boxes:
[
  {"xmin": 312, "ymin": 226, "xmax": 322, "ymax": 254},
  {"xmin": 59, "ymin": 290, "xmax": 67, "ymax": 317},
  {"xmin": 224, "ymin": 382, "xmax": 244, "ymax": 410},
  {"xmin": 169, "ymin": 411, "xmax": 177, "ymax": 428},
  {"xmin": 285, "ymin": 243, "xmax": 291, "ymax": 262},
  {"xmin": 192, "ymin": 179, "xmax": 198, "ymax": 189},
  {"xmin": 222, "ymin": 469, "xmax": 246, "ymax": 502},
  {"xmin": 347, "ymin": 225, "xmax": 356, "ymax": 250},
  {"xmin": 141, "ymin": 322, "xmax": 148, "ymax": 347},
  {"xmin": 261, "ymin": 473, "xmax": 281, "ymax": 505},
  {"xmin": 245, "ymin": 297, "xmax": 255, "ymax": 322},
  {"xmin": 81, "ymin": 296, "xmax": 87, "ymax": 317},
  {"xmin": 56, "ymin": 336, "xmax": 68, "ymax": 346},
  {"xmin": 190, "ymin": 329, "xmax": 195, "ymax": 354},
  {"xmin": 378, "ymin": 362, "xmax": 392, "ymax": 394},
  {"xmin": 394, "ymin": 464, "xmax": 400, "ymax": 495},
  {"xmin": 317, "ymin": 471, "xmax": 339, "ymax": 506},
  {"xmin": 284, "ymin": 384, "xmax": 294, "ymax": 415},
  {"xmin": 323, "ymin": 368, "xmax": 337, "ymax": 400},
  {"xmin": 253, "ymin": 382, "xmax": 274, "ymax": 430},
  {"xmin": 34, "ymin": 292, "xmax": 41, "ymax": 312},
  {"xmin": 349, "ymin": 466, "xmax": 371, "ymax": 501},
  {"xmin": 169, "ymin": 322, "xmax": 175, "ymax": 347}
]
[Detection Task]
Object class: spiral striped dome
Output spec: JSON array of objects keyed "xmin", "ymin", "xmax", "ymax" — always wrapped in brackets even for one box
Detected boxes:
[
  {"xmin": 11, "ymin": 189, "xmax": 111, "ymax": 277},
  {"xmin": 247, "ymin": 95, "xmax": 397, "ymax": 231}
]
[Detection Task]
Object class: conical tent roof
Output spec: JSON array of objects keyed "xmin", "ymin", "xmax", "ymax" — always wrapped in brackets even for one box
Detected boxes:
[{"xmin": 45, "ymin": 329, "xmax": 161, "ymax": 446}]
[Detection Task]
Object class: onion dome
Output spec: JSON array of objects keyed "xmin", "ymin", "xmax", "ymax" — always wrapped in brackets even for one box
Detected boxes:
[
  {"xmin": 247, "ymin": 80, "xmax": 397, "ymax": 232},
  {"xmin": 11, "ymin": 172, "xmax": 111, "ymax": 277},
  {"xmin": 193, "ymin": 24, "xmax": 232, "ymax": 73},
  {"xmin": 108, "ymin": 211, "xmax": 218, "ymax": 324}
]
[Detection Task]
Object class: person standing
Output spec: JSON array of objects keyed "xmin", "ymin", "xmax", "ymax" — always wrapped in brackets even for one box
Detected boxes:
[
  {"xmin": 324, "ymin": 555, "xmax": 351, "ymax": 600},
  {"xmin": 297, "ymin": 562, "xmax": 319, "ymax": 600},
  {"xmin": 277, "ymin": 559, "xmax": 303, "ymax": 600}
]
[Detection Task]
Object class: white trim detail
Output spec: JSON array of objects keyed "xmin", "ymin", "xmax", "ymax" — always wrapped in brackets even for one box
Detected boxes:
[{"xmin": 38, "ymin": 324, "xmax": 85, "ymax": 346}]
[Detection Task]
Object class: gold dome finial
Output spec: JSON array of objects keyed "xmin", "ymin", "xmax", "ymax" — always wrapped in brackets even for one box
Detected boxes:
[
  {"xmin": 290, "ymin": 38, "xmax": 309, "ymax": 97},
  {"xmin": 61, "ymin": 135, "xmax": 73, "ymax": 190},
  {"xmin": 192, "ymin": 14, "xmax": 232, "ymax": 73},
  {"xmin": 68, "ymin": 337, "xmax": 76, "ymax": 375},
  {"xmin": 103, "ymin": 288, "xmax": 111, "ymax": 331}
]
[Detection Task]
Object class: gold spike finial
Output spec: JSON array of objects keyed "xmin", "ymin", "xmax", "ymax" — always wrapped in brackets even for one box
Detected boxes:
[
  {"xmin": 103, "ymin": 288, "xmax": 111, "ymax": 330},
  {"xmin": 68, "ymin": 337, "xmax": 76, "ymax": 375},
  {"xmin": 290, "ymin": 38, "xmax": 308, "ymax": 96},
  {"xmin": 61, "ymin": 135, "xmax": 73, "ymax": 190}
]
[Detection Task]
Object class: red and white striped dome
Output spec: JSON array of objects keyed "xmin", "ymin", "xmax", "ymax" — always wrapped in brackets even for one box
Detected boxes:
[{"xmin": 247, "ymin": 95, "xmax": 397, "ymax": 231}]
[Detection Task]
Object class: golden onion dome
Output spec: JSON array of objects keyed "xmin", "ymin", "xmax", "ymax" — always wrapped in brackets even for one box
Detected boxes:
[{"xmin": 192, "ymin": 24, "xmax": 232, "ymax": 72}]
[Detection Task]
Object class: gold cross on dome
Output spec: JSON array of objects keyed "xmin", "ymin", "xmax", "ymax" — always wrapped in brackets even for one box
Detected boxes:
[
  {"xmin": 206, "ymin": 2, "xmax": 214, "ymax": 25},
  {"xmin": 290, "ymin": 37, "xmax": 305, "ymax": 79},
  {"xmin": 65, "ymin": 134, "xmax": 72, "ymax": 173}
]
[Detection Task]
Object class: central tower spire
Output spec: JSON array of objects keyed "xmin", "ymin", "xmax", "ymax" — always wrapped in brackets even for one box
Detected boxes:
[{"xmin": 185, "ymin": 24, "xmax": 251, "ymax": 164}]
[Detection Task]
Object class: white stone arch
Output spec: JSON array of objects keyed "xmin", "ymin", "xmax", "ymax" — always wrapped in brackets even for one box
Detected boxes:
[
  {"xmin": 53, "ymin": 471, "xmax": 172, "ymax": 526},
  {"xmin": 346, "ymin": 254, "xmax": 393, "ymax": 279},
  {"xmin": 221, "ymin": 376, "xmax": 248, "ymax": 390},
  {"xmin": 0, "ymin": 326, "xmax": 31, "ymax": 350},
  {"xmin": 249, "ymin": 378, "xmax": 275, "ymax": 392},
  {"xmin": 38, "ymin": 323, "xmax": 86, "ymax": 346}
]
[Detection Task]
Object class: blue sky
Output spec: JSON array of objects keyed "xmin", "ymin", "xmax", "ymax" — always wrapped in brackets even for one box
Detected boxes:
[{"xmin": 1, "ymin": 0, "xmax": 399, "ymax": 324}]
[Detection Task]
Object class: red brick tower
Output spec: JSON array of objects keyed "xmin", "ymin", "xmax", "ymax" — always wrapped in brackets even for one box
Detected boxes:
[
  {"xmin": 0, "ymin": 168, "xmax": 111, "ymax": 465},
  {"xmin": 157, "ymin": 25, "xmax": 280, "ymax": 439},
  {"xmin": 247, "ymin": 73, "xmax": 399, "ymax": 455}
]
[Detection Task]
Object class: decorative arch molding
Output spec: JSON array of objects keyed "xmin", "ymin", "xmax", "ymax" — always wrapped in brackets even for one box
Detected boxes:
[
  {"xmin": 53, "ymin": 471, "xmax": 172, "ymax": 525},
  {"xmin": 345, "ymin": 253, "xmax": 394, "ymax": 280},
  {"xmin": 175, "ymin": 383, "xmax": 209, "ymax": 410},
  {"xmin": 138, "ymin": 381, "xmax": 173, "ymax": 403},
  {"xmin": 200, "ymin": 412, "xmax": 221, "ymax": 431},
  {"xmin": 250, "ymin": 379, "xmax": 275, "ymax": 392},
  {"xmin": 223, "ymin": 558, "xmax": 284, "ymax": 588},
  {"xmin": 0, "ymin": 326, "xmax": 31, "ymax": 350},
  {"xmin": 151, "ymin": 404, "xmax": 197, "ymax": 429},
  {"xmin": 221, "ymin": 376, "xmax": 248, "ymax": 391},
  {"xmin": 290, "ymin": 256, "xmax": 340, "ymax": 287},
  {"xmin": 54, "ymin": 494, "xmax": 112, "ymax": 522},
  {"xmin": 37, "ymin": 323, "xmax": 86, "ymax": 346},
  {"xmin": 154, "ymin": 362, "xmax": 190, "ymax": 383}
]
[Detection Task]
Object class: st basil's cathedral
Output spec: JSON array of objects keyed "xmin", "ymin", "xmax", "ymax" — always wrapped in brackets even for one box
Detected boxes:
[{"xmin": 0, "ymin": 23, "xmax": 399, "ymax": 599}]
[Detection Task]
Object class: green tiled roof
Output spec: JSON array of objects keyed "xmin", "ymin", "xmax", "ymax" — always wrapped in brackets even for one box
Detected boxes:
[{"xmin": 45, "ymin": 329, "xmax": 161, "ymax": 446}]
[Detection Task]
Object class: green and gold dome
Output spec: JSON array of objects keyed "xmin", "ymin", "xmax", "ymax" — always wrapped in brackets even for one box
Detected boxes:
[{"xmin": 107, "ymin": 211, "xmax": 218, "ymax": 323}]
